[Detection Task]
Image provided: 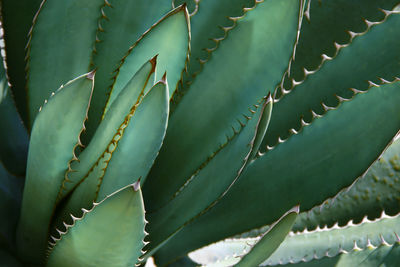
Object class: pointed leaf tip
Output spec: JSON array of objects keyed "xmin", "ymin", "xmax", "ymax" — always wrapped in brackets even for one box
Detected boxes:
[
  {"xmin": 174, "ymin": 3, "xmax": 190, "ymax": 22},
  {"xmin": 265, "ymin": 92, "xmax": 273, "ymax": 103},
  {"xmin": 150, "ymin": 55, "xmax": 158, "ymax": 73},
  {"xmin": 86, "ymin": 70, "xmax": 96, "ymax": 80},
  {"xmin": 133, "ymin": 179, "xmax": 141, "ymax": 191},
  {"xmin": 293, "ymin": 205, "xmax": 300, "ymax": 213},
  {"xmin": 178, "ymin": 3, "xmax": 187, "ymax": 10},
  {"xmin": 161, "ymin": 72, "xmax": 167, "ymax": 84}
]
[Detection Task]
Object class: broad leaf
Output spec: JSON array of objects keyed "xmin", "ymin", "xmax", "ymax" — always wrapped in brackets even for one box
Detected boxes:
[
  {"xmin": 46, "ymin": 183, "xmax": 146, "ymax": 267},
  {"xmin": 264, "ymin": 7, "xmax": 400, "ymax": 148},
  {"xmin": 172, "ymin": 0, "xmax": 253, "ymax": 91},
  {"xmin": 145, "ymin": 0, "xmax": 304, "ymax": 214},
  {"xmin": 263, "ymin": 211, "xmax": 400, "ymax": 266},
  {"xmin": 57, "ymin": 77, "xmax": 168, "ymax": 228},
  {"xmin": 154, "ymin": 79, "xmax": 400, "ymax": 264},
  {"xmin": 17, "ymin": 72, "xmax": 94, "ymax": 263},
  {"xmin": 85, "ymin": 0, "xmax": 172, "ymax": 140},
  {"xmin": 56, "ymin": 59, "xmax": 156, "ymax": 201},
  {"xmin": 146, "ymin": 96, "xmax": 273, "ymax": 254},
  {"xmin": 294, "ymin": 137, "xmax": 400, "ymax": 231},
  {"xmin": 26, "ymin": 0, "xmax": 104, "ymax": 127},
  {"xmin": 189, "ymin": 207, "xmax": 299, "ymax": 267}
]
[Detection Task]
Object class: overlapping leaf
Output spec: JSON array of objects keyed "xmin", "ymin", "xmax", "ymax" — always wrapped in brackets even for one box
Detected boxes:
[
  {"xmin": 0, "ymin": 0, "xmax": 42, "ymax": 124},
  {"xmin": 47, "ymin": 184, "xmax": 146, "ymax": 267},
  {"xmin": 264, "ymin": 5, "xmax": 400, "ymax": 148},
  {"xmin": 263, "ymin": 211, "xmax": 400, "ymax": 266},
  {"xmin": 294, "ymin": 137, "xmax": 400, "ymax": 232},
  {"xmin": 154, "ymin": 79, "xmax": 400, "ymax": 264},
  {"xmin": 146, "ymin": 96, "xmax": 272, "ymax": 255},
  {"xmin": 26, "ymin": 0, "xmax": 104, "ymax": 127},
  {"xmin": 86, "ymin": 3, "xmax": 189, "ymax": 141},
  {"xmin": 145, "ymin": 0, "xmax": 304, "ymax": 214},
  {"xmin": 56, "ymin": 64, "xmax": 168, "ymax": 228},
  {"xmin": 17, "ymin": 72, "xmax": 94, "ymax": 263}
]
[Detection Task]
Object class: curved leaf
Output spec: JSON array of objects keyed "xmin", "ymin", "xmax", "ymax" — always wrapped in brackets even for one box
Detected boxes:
[
  {"xmin": 146, "ymin": 96, "xmax": 272, "ymax": 254},
  {"xmin": 57, "ymin": 78, "xmax": 168, "ymax": 228},
  {"xmin": 172, "ymin": 0, "xmax": 253, "ymax": 90},
  {"xmin": 189, "ymin": 207, "xmax": 299, "ymax": 267},
  {"xmin": 85, "ymin": 0, "xmax": 172, "ymax": 140},
  {"xmin": 26, "ymin": 0, "xmax": 104, "ymax": 126},
  {"xmin": 294, "ymin": 137, "xmax": 400, "ymax": 232},
  {"xmin": 264, "ymin": 8, "xmax": 400, "ymax": 148},
  {"xmin": 267, "ymin": 244, "xmax": 400, "ymax": 267},
  {"xmin": 153, "ymin": 79, "xmax": 400, "ymax": 264},
  {"xmin": 103, "ymin": 5, "xmax": 190, "ymax": 116},
  {"xmin": 287, "ymin": 0, "xmax": 400, "ymax": 84},
  {"xmin": 56, "ymin": 58, "xmax": 156, "ymax": 201},
  {"xmin": 237, "ymin": 206, "xmax": 299, "ymax": 267},
  {"xmin": 46, "ymin": 183, "xmax": 146, "ymax": 267},
  {"xmin": 17, "ymin": 72, "xmax": 94, "ymax": 263},
  {"xmin": 145, "ymin": 0, "xmax": 304, "ymax": 214},
  {"xmin": 263, "ymin": 211, "xmax": 400, "ymax": 266}
]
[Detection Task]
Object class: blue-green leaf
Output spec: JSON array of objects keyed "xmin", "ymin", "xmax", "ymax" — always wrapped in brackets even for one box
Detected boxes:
[
  {"xmin": 46, "ymin": 183, "xmax": 146, "ymax": 267},
  {"xmin": 85, "ymin": 0, "xmax": 172, "ymax": 140},
  {"xmin": 17, "ymin": 72, "xmax": 94, "ymax": 263},
  {"xmin": 26, "ymin": 0, "xmax": 104, "ymax": 127},
  {"xmin": 56, "ymin": 76, "xmax": 168, "ymax": 230}
]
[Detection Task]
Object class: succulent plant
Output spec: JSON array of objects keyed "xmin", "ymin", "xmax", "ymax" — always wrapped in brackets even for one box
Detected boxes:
[{"xmin": 1, "ymin": 0, "xmax": 400, "ymax": 266}]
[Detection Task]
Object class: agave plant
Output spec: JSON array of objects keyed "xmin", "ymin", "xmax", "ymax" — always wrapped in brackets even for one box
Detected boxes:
[{"xmin": 1, "ymin": 0, "xmax": 400, "ymax": 266}]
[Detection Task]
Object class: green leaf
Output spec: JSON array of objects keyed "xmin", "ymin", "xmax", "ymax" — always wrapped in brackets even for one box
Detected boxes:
[
  {"xmin": 0, "ymin": 163, "xmax": 23, "ymax": 249},
  {"xmin": 26, "ymin": 0, "xmax": 104, "ymax": 127},
  {"xmin": 104, "ymin": 5, "xmax": 189, "ymax": 112},
  {"xmin": 145, "ymin": 0, "xmax": 304, "ymax": 213},
  {"xmin": 189, "ymin": 206, "xmax": 298, "ymax": 267},
  {"xmin": 153, "ymin": 79, "xmax": 400, "ymax": 264},
  {"xmin": 375, "ymin": 244, "xmax": 400, "ymax": 267},
  {"xmin": 56, "ymin": 58, "xmax": 156, "ymax": 202},
  {"xmin": 98, "ymin": 79, "xmax": 169, "ymax": 199},
  {"xmin": 85, "ymin": 0, "xmax": 172, "ymax": 140},
  {"xmin": 262, "ymin": 211, "xmax": 400, "ymax": 266},
  {"xmin": 0, "ymin": 0, "xmax": 42, "ymax": 124},
  {"xmin": 171, "ymin": 0, "xmax": 253, "ymax": 89},
  {"xmin": 287, "ymin": 0, "xmax": 400, "ymax": 84},
  {"xmin": 46, "ymin": 183, "xmax": 146, "ymax": 267},
  {"xmin": 264, "ymin": 8, "xmax": 400, "ymax": 148},
  {"xmin": 236, "ymin": 206, "xmax": 299, "ymax": 267},
  {"xmin": 57, "ymin": 75, "xmax": 169, "ymax": 229},
  {"xmin": 146, "ymin": 96, "xmax": 273, "ymax": 255},
  {"xmin": 294, "ymin": 137, "xmax": 400, "ymax": 232},
  {"xmin": 17, "ymin": 72, "xmax": 94, "ymax": 263},
  {"xmin": 268, "ymin": 244, "xmax": 399, "ymax": 267},
  {"xmin": 0, "ymin": 52, "xmax": 28, "ymax": 176}
]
